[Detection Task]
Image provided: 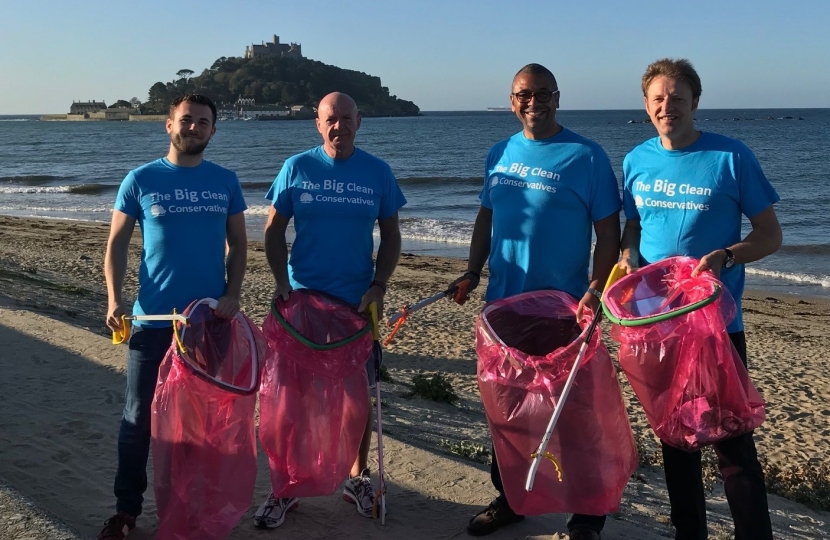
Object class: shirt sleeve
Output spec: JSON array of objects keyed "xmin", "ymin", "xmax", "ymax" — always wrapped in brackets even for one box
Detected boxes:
[
  {"xmin": 378, "ymin": 162, "xmax": 406, "ymax": 220},
  {"xmin": 621, "ymin": 154, "xmax": 641, "ymax": 220},
  {"xmin": 265, "ymin": 160, "xmax": 295, "ymax": 218},
  {"xmin": 227, "ymin": 173, "xmax": 248, "ymax": 216},
  {"xmin": 588, "ymin": 148, "xmax": 622, "ymax": 222},
  {"xmin": 114, "ymin": 171, "xmax": 141, "ymax": 218},
  {"xmin": 479, "ymin": 148, "xmax": 495, "ymax": 210},
  {"xmin": 736, "ymin": 144, "xmax": 780, "ymax": 218}
]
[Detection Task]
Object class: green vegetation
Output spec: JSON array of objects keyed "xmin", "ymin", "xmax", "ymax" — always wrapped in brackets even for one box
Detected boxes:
[
  {"xmin": 408, "ymin": 373, "xmax": 458, "ymax": 404},
  {"xmin": 438, "ymin": 439, "xmax": 491, "ymax": 464},
  {"xmin": 0, "ymin": 268, "xmax": 88, "ymax": 296},
  {"xmin": 140, "ymin": 56, "xmax": 420, "ymax": 117},
  {"xmin": 379, "ymin": 364, "xmax": 393, "ymax": 383},
  {"xmin": 762, "ymin": 457, "xmax": 830, "ymax": 511}
]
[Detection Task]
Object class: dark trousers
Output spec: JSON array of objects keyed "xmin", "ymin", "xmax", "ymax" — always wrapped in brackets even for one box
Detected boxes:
[
  {"xmin": 114, "ymin": 326, "xmax": 173, "ymax": 517},
  {"xmin": 661, "ymin": 331, "xmax": 772, "ymax": 540},
  {"xmin": 491, "ymin": 446, "xmax": 606, "ymax": 533}
]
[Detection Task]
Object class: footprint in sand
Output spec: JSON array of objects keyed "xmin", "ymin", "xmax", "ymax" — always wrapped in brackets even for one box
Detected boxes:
[{"xmin": 51, "ymin": 449, "xmax": 72, "ymax": 463}]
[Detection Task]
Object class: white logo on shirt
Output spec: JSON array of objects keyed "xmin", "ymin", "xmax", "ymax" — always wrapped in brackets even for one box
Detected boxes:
[
  {"xmin": 633, "ymin": 179, "xmax": 711, "ymax": 211},
  {"xmin": 150, "ymin": 204, "xmax": 166, "ymax": 217},
  {"xmin": 300, "ymin": 192, "xmax": 313, "ymax": 203},
  {"xmin": 491, "ymin": 176, "xmax": 556, "ymax": 194}
]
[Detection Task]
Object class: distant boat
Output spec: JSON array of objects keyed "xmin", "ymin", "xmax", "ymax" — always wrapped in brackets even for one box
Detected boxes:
[{"xmin": 487, "ymin": 106, "xmax": 510, "ymax": 112}]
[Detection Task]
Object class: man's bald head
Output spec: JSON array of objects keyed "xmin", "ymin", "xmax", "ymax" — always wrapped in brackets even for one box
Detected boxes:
[
  {"xmin": 316, "ymin": 92, "xmax": 361, "ymax": 159},
  {"xmin": 318, "ymin": 92, "xmax": 359, "ymax": 119}
]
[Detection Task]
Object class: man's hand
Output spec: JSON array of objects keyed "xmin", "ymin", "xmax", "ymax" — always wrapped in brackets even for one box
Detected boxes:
[
  {"xmin": 106, "ymin": 301, "xmax": 126, "ymax": 332},
  {"xmin": 214, "ymin": 294, "xmax": 241, "ymax": 319},
  {"xmin": 692, "ymin": 249, "xmax": 726, "ymax": 279},
  {"xmin": 449, "ymin": 272, "xmax": 480, "ymax": 304},
  {"xmin": 274, "ymin": 282, "xmax": 292, "ymax": 302},
  {"xmin": 619, "ymin": 251, "xmax": 640, "ymax": 275},
  {"xmin": 358, "ymin": 284, "xmax": 385, "ymax": 319},
  {"xmin": 576, "ymin": 291, "xmax": 600, "ymax": 321}
]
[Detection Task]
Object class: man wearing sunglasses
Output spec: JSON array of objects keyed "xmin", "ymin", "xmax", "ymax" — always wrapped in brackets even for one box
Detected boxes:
[{"xmin": 454, "ymin": 64, "xmax": 621, "ymax": 540}]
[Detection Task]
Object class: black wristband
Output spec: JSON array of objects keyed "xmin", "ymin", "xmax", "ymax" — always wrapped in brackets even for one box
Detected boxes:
[
  {"xmin": 370, "ymin": 280, "xmax": 387, "ymax": 294},
  {"xmin": 465, "ymin": 270, "xmax": 481, "ymax": 278}
]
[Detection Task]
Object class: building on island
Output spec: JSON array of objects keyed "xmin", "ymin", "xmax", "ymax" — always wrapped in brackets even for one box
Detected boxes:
[
  {"xmin": 69, "ymin": 101, "xmax": 107, "ymax": 114},
  {"xmin": 217, "ymin": 95, "xmax": 295, "ymax": 121},
  {"xmin": 43, "ymin": 101, "xmax": 148, "ymax": 121},
  {"xmin": 245, "ymin": 35, "xmax": 303, "ymax": 60}
]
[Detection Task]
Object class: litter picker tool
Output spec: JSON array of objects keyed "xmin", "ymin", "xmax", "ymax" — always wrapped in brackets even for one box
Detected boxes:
[
  {"xmin": 525, "ymin": 264, "xmax": 627, "ymax": 492},
  {"xmin": 112, "ymin": 312, "xmax": 189, "ymax": 344},
  {"xmin": 383, "ymin": 279, "xmax": 471, "ymax": 346},
  {"xmin": 369, "ymin": 302, "xmax": 387, "ymax": 524}
]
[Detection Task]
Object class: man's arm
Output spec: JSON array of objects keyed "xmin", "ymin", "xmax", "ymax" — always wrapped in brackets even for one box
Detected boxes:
[
  {"xmin": 577, "ymin": 212, "xmax": 621, "ymax": 319},
  {"xmin": 214, "ymin": 211, "xmax": 247, "ymax": 318},
  {"xmin": 264, "ymin": 206, "xmax": 292, "ymax": 300},
  {"xmin": 619, "ymin": 218, "xmax": 642, "ymax": 274},
  {"xmin": 693, "ymin": 205, "xmax": 782, "ymax": 278},
  {"xmin": 449, "ymin": 206, "xmax": 493, "ymax": 300},
  {"xmin": 104, "ymin": 210, "xmax": 136, "ymax": 332},
  {"xmin": 358, "ymin": 212, "xmax": 402, "ymax": 317}
]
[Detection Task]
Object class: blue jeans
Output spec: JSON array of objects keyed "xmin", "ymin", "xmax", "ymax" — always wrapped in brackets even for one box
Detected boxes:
[{"xmin": 114, "ymin": 326, "xmax": 173, "ymax": 517}]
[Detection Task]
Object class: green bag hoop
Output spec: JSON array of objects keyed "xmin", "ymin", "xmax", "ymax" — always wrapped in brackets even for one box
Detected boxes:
[
  {"xmin": 270, "ymin": 299, "xmax": 371, "ymax": 350},
  {"xmin": 602, "ymin": 285, "xmax": 721, "ymax": 327}
]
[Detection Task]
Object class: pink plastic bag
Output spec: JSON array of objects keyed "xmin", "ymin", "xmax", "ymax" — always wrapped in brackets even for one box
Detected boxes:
[
  {"xmin": 604, "ymin": 257, "xmax": 766, "ymax": 451},
  {"xmin": 152, "ymin": 298, "xmax": 266, "ymax": 540},
  {"xmin": 477, "ymin": 290, "xmax": 638, "ymax": 516},
  {"xmin": 260, "ymin": 289, "xmax": 373, "ymax": 498}
]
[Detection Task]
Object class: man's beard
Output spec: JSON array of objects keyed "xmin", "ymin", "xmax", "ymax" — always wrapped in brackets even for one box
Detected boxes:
[{"xmin": 170, "ymin": 133, "xmax": 210, "ymax": 156}]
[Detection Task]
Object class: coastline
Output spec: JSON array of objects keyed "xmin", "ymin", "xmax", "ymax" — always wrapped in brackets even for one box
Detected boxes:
[{"xmin": 1, "ymin": 214, "xmax": 829, "ymax": 538}]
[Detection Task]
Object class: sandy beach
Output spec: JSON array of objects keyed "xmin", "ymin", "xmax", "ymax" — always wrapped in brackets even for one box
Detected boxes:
[{"xmin": 0, "ymin": 214, "xmax": 828, "ymax": 539}]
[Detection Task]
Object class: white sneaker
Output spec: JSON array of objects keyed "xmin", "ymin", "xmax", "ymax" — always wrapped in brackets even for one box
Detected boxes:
[
  {"xmin": 342, "ymin": 468, "xmax": 386, "ymax": 518},
  {"xmin": 253, "ymin": 492, "xmax": 298, "ymax": 529}
]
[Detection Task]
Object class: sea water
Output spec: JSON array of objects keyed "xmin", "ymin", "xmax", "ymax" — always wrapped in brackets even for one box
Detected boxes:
[{"xmin": 1, "ymin": 109, "xmax": 827, "ymax": 297}]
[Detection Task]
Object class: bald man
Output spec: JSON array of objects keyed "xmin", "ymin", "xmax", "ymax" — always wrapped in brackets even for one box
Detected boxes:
[{"xmin": 256, "ymin": 92, "xmax": 406, "ymax": 528}]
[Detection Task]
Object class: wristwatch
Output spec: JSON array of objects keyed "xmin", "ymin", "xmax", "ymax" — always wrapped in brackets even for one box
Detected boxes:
[{"xmin": 722, "ymin": 248, "xmax": 735, "ymax": 268}]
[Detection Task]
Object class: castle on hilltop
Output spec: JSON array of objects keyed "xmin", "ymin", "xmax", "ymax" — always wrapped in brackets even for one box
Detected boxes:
[{"xmin": 245, "ymin": 35, "xmax": 303, "ymax": 60}]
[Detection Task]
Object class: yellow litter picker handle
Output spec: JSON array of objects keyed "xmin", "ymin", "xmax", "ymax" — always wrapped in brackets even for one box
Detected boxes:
[
  {"xmin": 111, "ymin": 313, "xmax": 190, "ymax": 345},
  {"xmin": 603, "ymin": 264, "xmax": 627, "ymax": 297},
  {"xmin": 369, "ymin": 303, "xmax": 381, "ymax": 340}
]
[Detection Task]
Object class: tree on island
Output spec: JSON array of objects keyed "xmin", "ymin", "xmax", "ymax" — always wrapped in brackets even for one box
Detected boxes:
[{"xmin": 139, "ymin": 56, "xmax": 419, "ymax": 117}]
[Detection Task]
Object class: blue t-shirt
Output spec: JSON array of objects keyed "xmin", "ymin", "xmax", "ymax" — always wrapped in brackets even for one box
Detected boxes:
[
  {"xmin": 266, "ymin": 146, "xmax": 407, "ymax": 305},
  {"xmin": 481, "ymin": 128, "xmax": 621, "ymax": 302},
  {"xmin": 114, "ymin": 158, "xmax": 247, "ymax": 326},
  {"xmin": 622, "ymin": 132, "xmax": 780, "ymax": 332}
]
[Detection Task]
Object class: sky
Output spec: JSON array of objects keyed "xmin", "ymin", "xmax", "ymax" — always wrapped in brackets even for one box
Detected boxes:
[{"xmin": 1, "ymin": 0, "xmax": 829, "ymax": 114}]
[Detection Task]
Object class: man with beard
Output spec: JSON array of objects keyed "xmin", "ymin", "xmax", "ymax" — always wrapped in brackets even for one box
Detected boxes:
[
  {"xmin": 454, "ymin": 64, "xmax": 621, "ymax": 540},
  {"xmin": 254, "ymin": 91, "xmax": 405, "ymax": 528},
  {"xmin": 98, "ymin": 94, "xmax": 248, "ymax": 540}
]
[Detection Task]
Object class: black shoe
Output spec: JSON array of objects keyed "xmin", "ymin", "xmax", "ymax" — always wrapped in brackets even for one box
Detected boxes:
[
  {"xmin": 466, "ymin": 499, "xmax": 524, "ymax": 536},
  {"xmin": 568, "ymin": 527, "xmax": 601, "ymax": 540}
]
